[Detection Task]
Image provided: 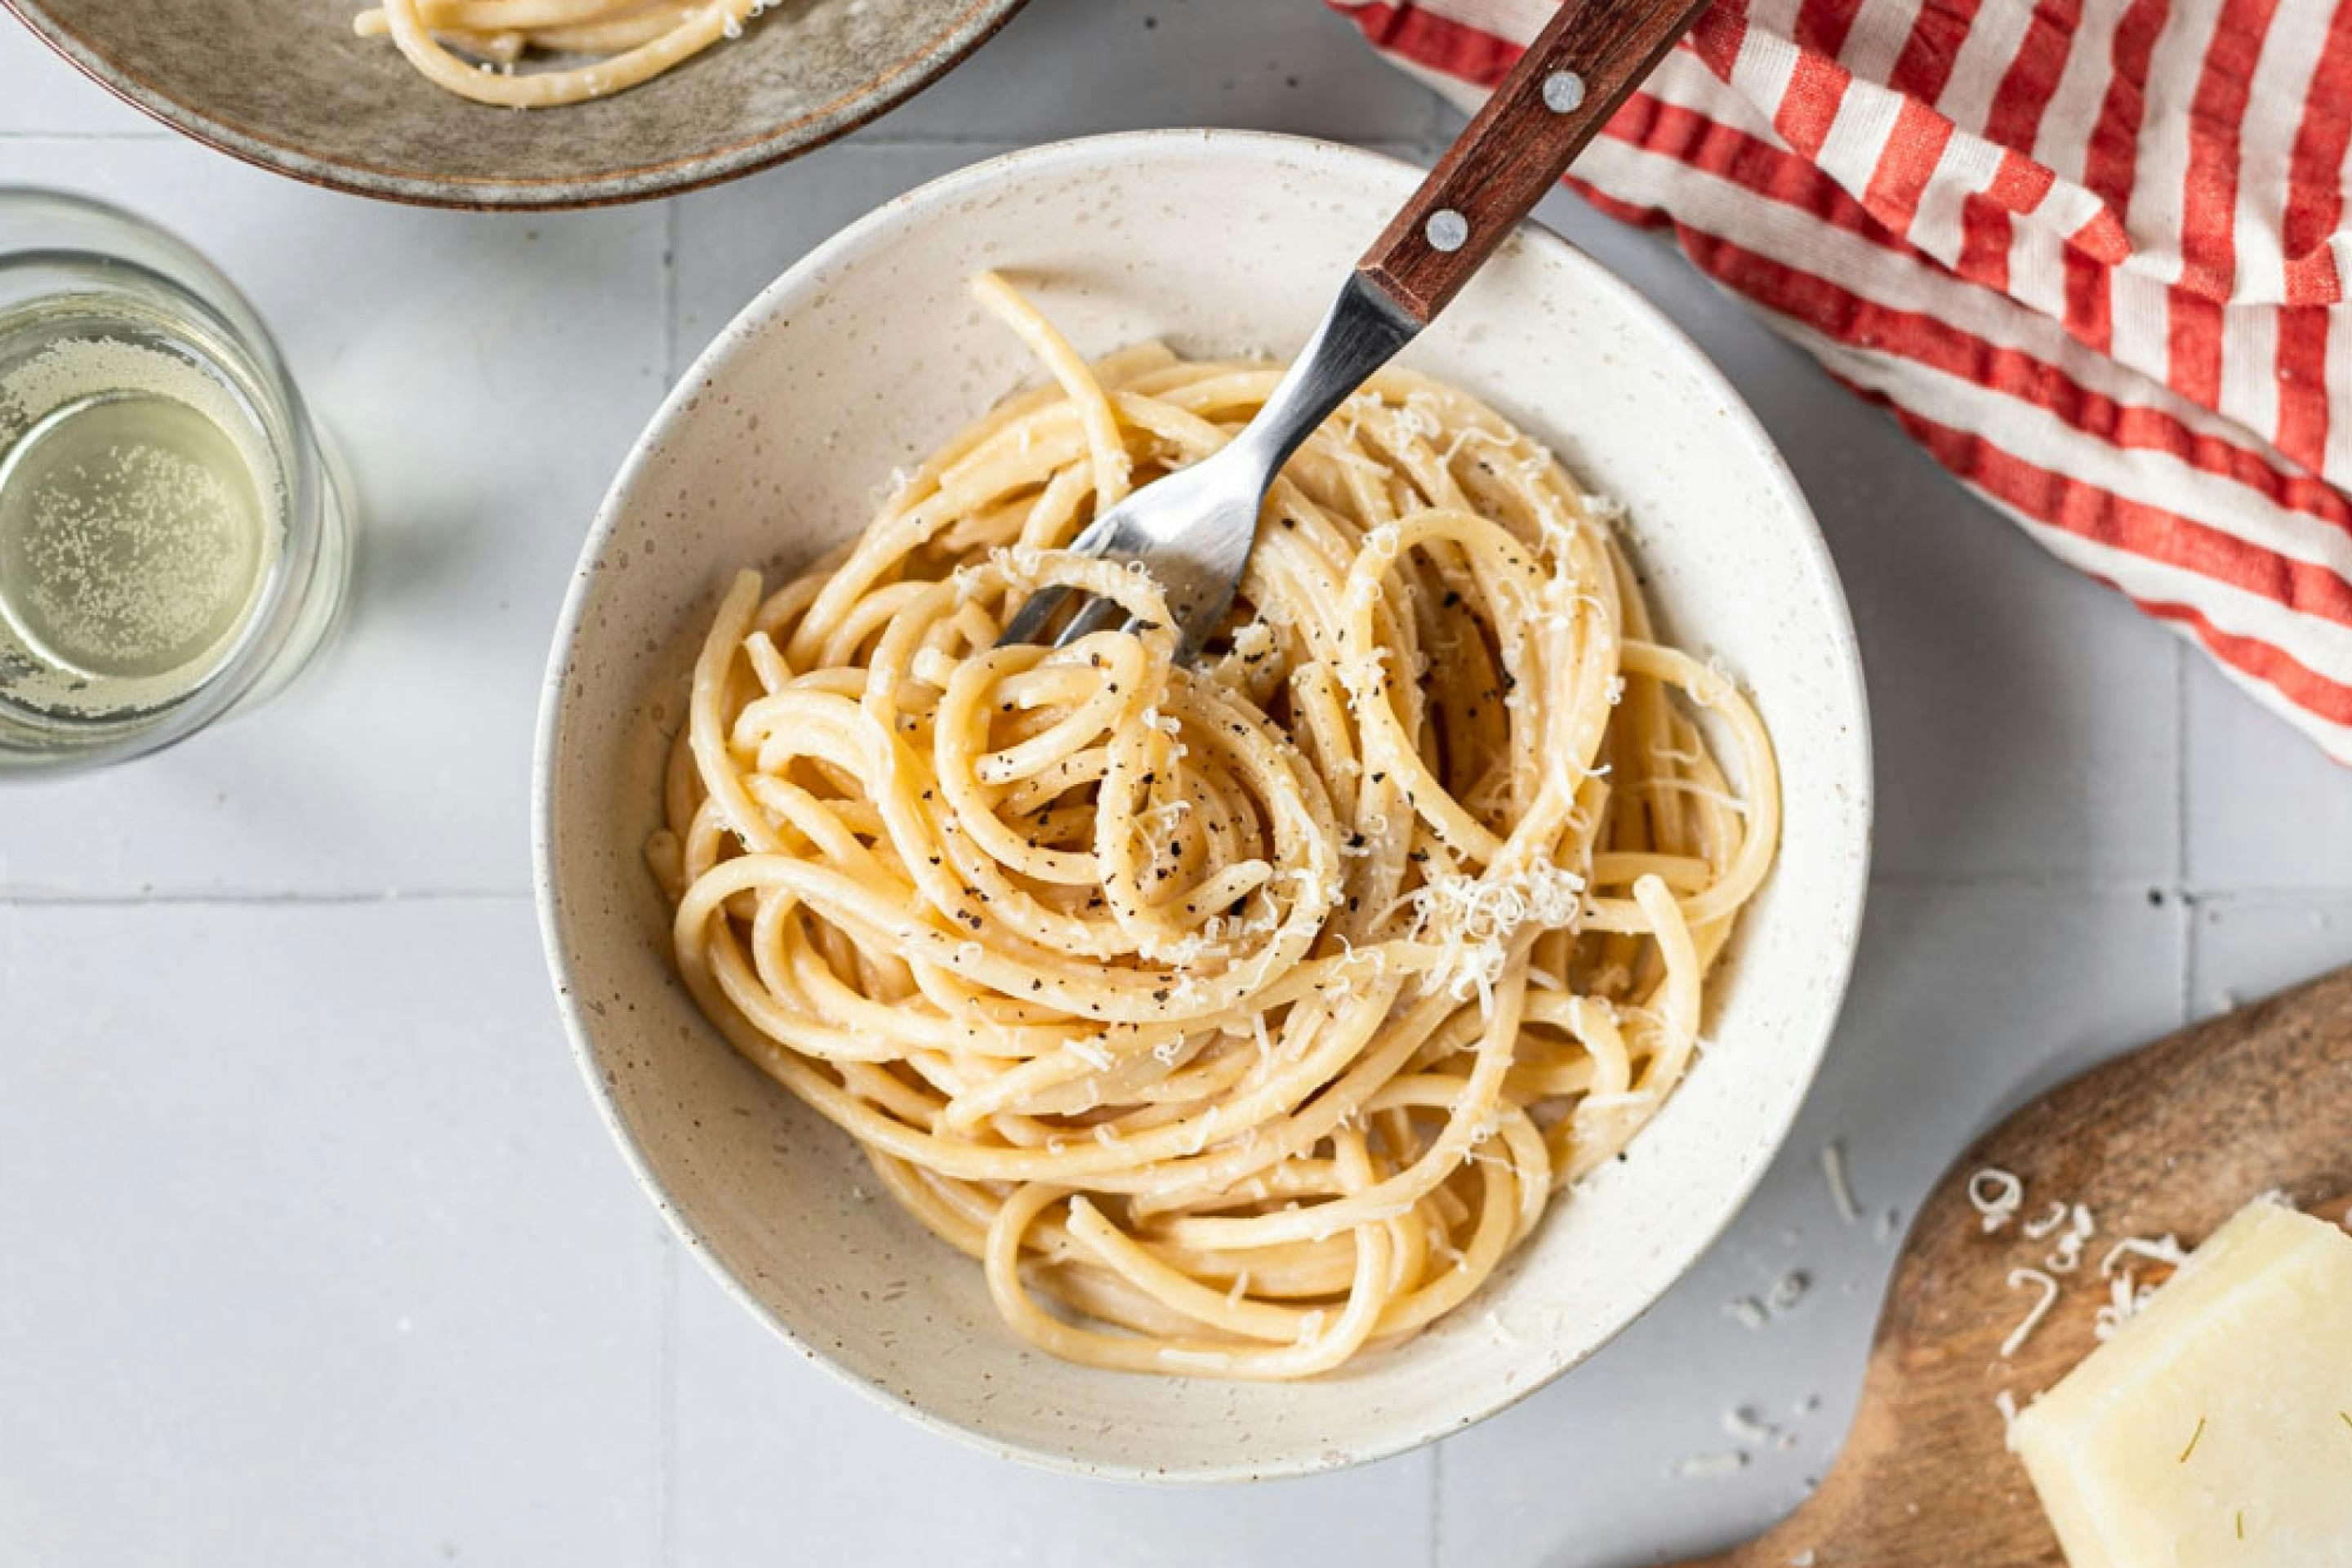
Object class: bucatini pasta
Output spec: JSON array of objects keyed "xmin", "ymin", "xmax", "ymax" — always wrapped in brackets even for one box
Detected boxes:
[
  {"xmin": 354, "ymin": 0, "xmax": 764, "ymax": 107},
  {"xmin": 648, "ymin": 274, "xmax": 1781, "ymax": 1378}
]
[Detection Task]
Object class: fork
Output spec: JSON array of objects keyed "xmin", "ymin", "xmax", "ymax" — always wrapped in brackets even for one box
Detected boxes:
[{"xmin": 997, "ymin": 0, "xmax": 1716, "ymax": 663}]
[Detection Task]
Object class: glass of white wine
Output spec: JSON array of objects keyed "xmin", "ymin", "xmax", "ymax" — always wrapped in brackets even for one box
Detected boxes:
[{"xmin": 0, "ymin": 189, "xmax": 351, "ymax": 774}]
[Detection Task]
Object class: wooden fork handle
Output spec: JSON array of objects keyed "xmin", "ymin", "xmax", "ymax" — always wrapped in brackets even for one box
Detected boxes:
[{"xmin": 1358, "ymin": 0, "xmax": 1717, "ymax": 323}]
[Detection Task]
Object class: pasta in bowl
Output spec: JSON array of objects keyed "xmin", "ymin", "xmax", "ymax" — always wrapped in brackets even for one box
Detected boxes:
[
  {"xmin": 538, "ymin": 131, "xmax": 1869, "ymax": 1474},
  {"xmin": 653, "ymin": 274, "xmax": 1779, "ymax": 1379}
]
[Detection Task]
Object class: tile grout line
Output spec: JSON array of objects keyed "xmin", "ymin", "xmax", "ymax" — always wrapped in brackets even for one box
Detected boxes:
[
  {"xmin": 1428, "ymin": 1440, "xmax": 1446, "ymax": 1568},
  {"xmin": 2175, "ymin": 645, "xmax": 2194, "ymax": 1025},
  {"xmin": 0, "ymin": 129, "xmax": 172, "ymax": 142},
  {"xmin": 661, "ymin": 198, "xmax": 679, "ymax": 381},
  {"xmin": 2178, "ymin": 895, "xmax": 2198, "ymax": 1027},
  {"xmin": 0, "ymin": 888, "xmax": 530, "ymax": 907},
  {"xmin": 2174, "ymin": 642, "xmax": 2191, "ymax": 888},
  {"xmin": 655, "ymin": 1229, "xmax": 680, "ymax": 1568},
  {"xmin": 1867, "ymin": 876, "xmax": 2340, "ymax": 901}
]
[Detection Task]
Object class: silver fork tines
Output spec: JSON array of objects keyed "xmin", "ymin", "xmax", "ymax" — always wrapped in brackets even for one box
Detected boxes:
[{"xmin": 996, "ymin": 274, "xmax": 1419, "ymax": 666}]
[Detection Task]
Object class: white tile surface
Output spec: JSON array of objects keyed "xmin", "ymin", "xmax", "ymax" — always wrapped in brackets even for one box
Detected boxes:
[
  {"xmin": 2, "ymin": 5, "xmax": 2348, "ymax": 1566},
  {"xmin": 671, "ymin": 142, "xmax": 1024, "ymax": 377},
  {"xmin": 872, "ymin": 0, "xmax": 1446, "ymax": 144},
  {"xmin": 2189, "ymin": 891, "xmax": 2352, "ymax": 1018},
  {"xmin": 0, "ymin": 140, "xmax": 666, "ymax": 900},
  {"xmin": 2184, "ymin": 652, "xmax": 2352, "ymax": 891},
  {"xmin": 1431, "ymin": 884, "xmax": 2185, "ymax": 1567},
  {"xmin": 671, "ymin": 1256, "xmax": 1434, "ymax": 1567},
  {"xmin": 0, "ymin": 19, "xmax": 160, "ymax": 136},
  {"xmin": 0, "ymin": 898, "xmax": 665, "ymax": 1566}
]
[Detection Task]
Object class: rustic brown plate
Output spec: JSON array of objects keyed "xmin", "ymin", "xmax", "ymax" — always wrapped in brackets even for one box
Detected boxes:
[{"xmin": 1, "ymin": 0, "xmax": 1027, "ymax": 210}]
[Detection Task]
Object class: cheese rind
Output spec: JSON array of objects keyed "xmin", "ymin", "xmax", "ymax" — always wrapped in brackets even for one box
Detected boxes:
[{"xmin": 2012, "ymin": 1200, "xmax": 2352, "ymax": 1568}]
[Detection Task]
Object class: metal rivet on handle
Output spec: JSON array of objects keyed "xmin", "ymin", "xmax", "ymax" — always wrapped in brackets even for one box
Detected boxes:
[
  {"xmin": 1426, "ymin": 209, "xmax": 1469, "ymax": 252},
  {"xmin": 1542, "ymin": 70, "xmax": 1586, "ymax": 113}
]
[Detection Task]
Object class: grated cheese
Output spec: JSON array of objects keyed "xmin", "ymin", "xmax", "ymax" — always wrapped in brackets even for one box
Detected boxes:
[
  {"xmin": 2099, "ymin": 1233, "xmax": 2189, "ymax": 1276},
  {"xmin": 1968, "ymin": 1167, "xmax": 2026, "ymax": 1233},
  {"xmin": 1179, "ymin": 1105, "xmax": 1222, "ymax": 1157},
  {"xmin": 1821, "ymin": 1142, "xmax": 1862, "ymax": 1224},
  {"xmin": 2091, "ymin": 1268, "xmax": 2159, "ymax": 1343},
  {"xmin": 1994, "ymin": 1389, "xmax": 2022, "ymax": 1452},
  {"xmin": 1583, "ymin": 492, "xmax": 1628, "ymax": 525},
  {"xmin": 2002, "ymin": 1267, "xmax": 2062, "ymax": 1358},
  {"xmin": 2046, "ymin": 1204, "xmax": 2098, "ymax": 1273},
  {"xmin": 1407, "ymin": 862, "xmax": 1587, "ymax": 1008}
]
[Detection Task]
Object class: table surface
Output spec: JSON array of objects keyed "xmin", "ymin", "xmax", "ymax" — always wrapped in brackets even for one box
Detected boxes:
[{"xmin": 4, "ymin": 5, "xmax": 2350, "ymax": 1564}]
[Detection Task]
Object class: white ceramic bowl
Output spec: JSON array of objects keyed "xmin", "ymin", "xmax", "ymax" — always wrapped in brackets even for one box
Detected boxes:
[{"xmin": 535, "ymin": 130, "xmax": 1873, "ymax": 1481}]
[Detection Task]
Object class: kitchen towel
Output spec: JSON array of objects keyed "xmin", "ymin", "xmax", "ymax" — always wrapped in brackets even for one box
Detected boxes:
[{"xmin": 1334, "ymin": 0, "xmax": 2352, "ymax": 761}]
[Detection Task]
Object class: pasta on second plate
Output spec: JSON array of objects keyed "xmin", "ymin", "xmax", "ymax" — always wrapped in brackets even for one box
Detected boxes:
[
  {"xmin": 650, "ymin": 274, "xmax": 1780, "ymax": 1379},
  {"xmin": 354, "ymin": 0, "xmax": 764, "ymax": 108}
]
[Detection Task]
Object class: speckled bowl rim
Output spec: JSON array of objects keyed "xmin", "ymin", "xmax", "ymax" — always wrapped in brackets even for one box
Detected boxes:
[
  {"xmin": 0, "ymin": 0, "xmax": 1028, "ymax": 211},
  {"xmin": 533, "ymin": 129, "xmax": 1875, "ymax": 1481}
]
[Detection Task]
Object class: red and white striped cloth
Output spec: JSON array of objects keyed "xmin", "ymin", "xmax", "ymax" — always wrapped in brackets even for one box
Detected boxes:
[{"xmin": 1334, "ymin": 0, "xmax": 2352, "ymax": 761}]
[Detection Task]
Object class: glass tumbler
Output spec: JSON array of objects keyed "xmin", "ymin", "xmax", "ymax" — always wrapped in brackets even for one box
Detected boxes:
[{"xmin": 0, "ymin": 189, "xmax": 351, "ymax": 775}]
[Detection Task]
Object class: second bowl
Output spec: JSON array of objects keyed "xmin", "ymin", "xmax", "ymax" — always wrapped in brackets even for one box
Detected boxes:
[{"xmin": 3, "ymin": 0, "xmax": 1026, "ymax": 208}]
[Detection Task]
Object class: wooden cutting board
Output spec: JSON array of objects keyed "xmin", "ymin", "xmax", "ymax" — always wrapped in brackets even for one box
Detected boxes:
[{"xmin": 1669, "ymin": 964, "xmax": 2352, "ymax": 1568}]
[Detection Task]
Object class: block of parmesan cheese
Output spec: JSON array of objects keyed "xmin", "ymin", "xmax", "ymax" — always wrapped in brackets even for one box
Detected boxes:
[{"xmin": 2012, "ymin": 1198, "xmax": 2352, "ymax": 1567}]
